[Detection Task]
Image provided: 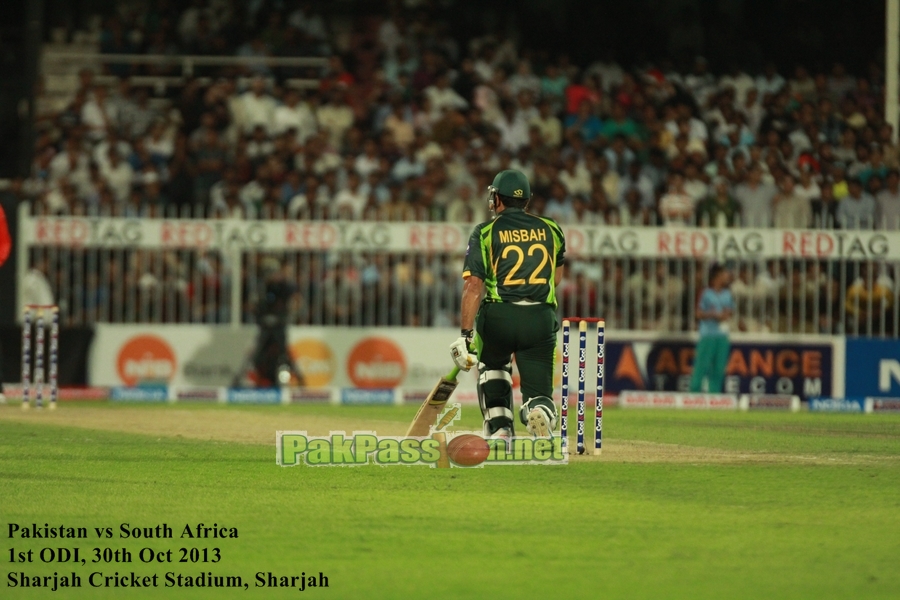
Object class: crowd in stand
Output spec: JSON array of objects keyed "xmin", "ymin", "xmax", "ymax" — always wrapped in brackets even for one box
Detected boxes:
[
  {"xmin": 22, "ymin": 0, "xmax": 900, "ymax": 229},
  {"xmin": 14, "ymin": 0, "xmax": 899, "ymax": 333}
]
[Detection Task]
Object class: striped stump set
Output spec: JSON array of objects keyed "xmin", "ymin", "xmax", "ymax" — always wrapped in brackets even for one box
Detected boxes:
[
  {"xmin": 21, "ymin": 305, "xmax": 59, "ymax": 411},
  {"xmin": 560, "ymin": 318, "xmax": 605, "ymax": 456}
]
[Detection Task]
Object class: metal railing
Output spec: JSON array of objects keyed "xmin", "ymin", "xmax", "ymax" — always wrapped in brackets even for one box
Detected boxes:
[
  {"xmin": 17, "ymin": 203, "xmax": 900, "ymax": 337},
  {"xmin": 42, "ymin": 50, "xmax": 327, "ymax": 94},
  {"xmin": 43, "ymin": 51, "xmax": 329, "ymax": 76}
]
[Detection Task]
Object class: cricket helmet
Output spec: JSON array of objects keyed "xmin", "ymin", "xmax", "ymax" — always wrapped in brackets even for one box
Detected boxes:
[{"xmin": 488, "ymin": 169, "xmax": 531, "ymax": 200}]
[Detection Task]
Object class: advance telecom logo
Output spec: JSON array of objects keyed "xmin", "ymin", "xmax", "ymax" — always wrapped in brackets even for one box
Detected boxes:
[{"xmin": 276, "ymin": 404, "xmax": 567, "ymax": 468}]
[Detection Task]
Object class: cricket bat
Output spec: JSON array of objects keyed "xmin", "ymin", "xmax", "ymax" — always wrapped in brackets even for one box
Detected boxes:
[{"xmin": 405, "ymin": 366, "xmax": 461, "ymax": 436}]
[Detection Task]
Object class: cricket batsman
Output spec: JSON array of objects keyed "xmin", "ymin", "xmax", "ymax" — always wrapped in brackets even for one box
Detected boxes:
[{"xmin": 449, "ymin": 169, "xmax": 566, "ymax": 440}]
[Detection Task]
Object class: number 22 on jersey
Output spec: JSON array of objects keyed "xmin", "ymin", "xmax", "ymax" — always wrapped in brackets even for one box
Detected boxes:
[{"xmin": 497, "ymin": 243, "xmax": 550, "ymax": 286}]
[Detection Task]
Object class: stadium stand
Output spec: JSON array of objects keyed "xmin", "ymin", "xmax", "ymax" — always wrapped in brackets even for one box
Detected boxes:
[{"xmin": 9, "ymin": 0, "xmax": 900, "ymax": 335}]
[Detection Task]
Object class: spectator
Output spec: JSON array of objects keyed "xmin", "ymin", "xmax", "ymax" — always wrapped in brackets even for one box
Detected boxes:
[
  {"xmin": 540, "ymin": 64, "xmax": 569, "ymax": 111},
  {"xmin": 360, "ymin": 169, "xmax": 390, "ymax": 205},
  {"xmin": 833, "ymin": 129, "xmax": 857, "ymax": 164},
  {"xmin": 617, "ymin": 161, "xmax": 655, "ymax": 208},
  {"xmin": 514, "ymin": 90, "xmax": 539, "ymax": 124},
  {"xmin": 273, "ymin": 89, "xmax": 318, "ymax": 143},
  {"xmin": 789, "ymin": 65, "xmax": 817, "ymax": 102},
  {"xmin": 49, "ymin": 138, "xmax": 89, "ymax": 184},
  {"xmin": 811, "ymin": 182, "xmax": 838, "ymax": 228},
  {"xmin": 755, "ymin": 63, "xmax": 785, "ymax": 98},
  {"xmin": 831, "ymin": 166, "xmax": 850, "ymax": 200},
  {"xmin": 682, "ymin": 162, "xmax": 708, "ymax": 204},
  {"xmin": 495, "ymin": 101, "xmax": 528, "ymax": 151},
  {"xmin": 773, "ymin": 174, "xmax": 811, "ymax": 228},
  {"xmin": 140, "ymin": 173, "xmax": 170, "ymax": 211},
  {"xmin": 445, "ymin": 185, "xmax": 483, "ymax": 223},
  {"xmin": 720, "ymin": 65, "xmax": 755, "ymax": 104},
  {"xmin": 794, "ymin": 168, "xmax": 821, "ymax": 205},
  {"xmin": 530, "ymin": 100, "xmax": 563, "ymax": 147},
  {"xmin": 733, "ymin": 165, "xmax": 776, "ymax": 227},
  {"xmin": 740, "ymin": 88, "xmax": 765, "ymax": 136},
  {"xmin": 659, "ymin": 171, "xmax": 694, "ymax": 225},
  {"xmin": 859, "ymin": 145, "xmax": 889, "ymax": 187},
  {"xmin": 828, "ymin": 63, "xmax": 856, "ymax": 99},
  {"xmin": 379, "ymin": 181, "xmax": 415, "ymax": 221},
  {"xmin": 22, "ymin": 254, "xmax": 55, "ymax": 308},
  {"xmin": 564, "ymin": 100, "xmax": 602, "ymax": 143},
  {"xmin": 558, "ymin": 154, "xmax": 591, "ymax": 198},
  {"xmin": 593, "ymin": 156, "xmax": 620, "ymax": 204},
  {"xmin": 507, "ymin": 60, "xmax": 541, "ymax": 97},
  {"xmin": 101, "ymin": 148, "xmax": 135, "ymax": 203},
  {"xmin": 123, "ymin": 89, "xmax": 157, "ymax": 139},
  {"xmin": 355, "ymin": 139, "xmax": 381, "ymax": 178},
  {"xmin": 383, "ymin": 100, "xmax": 415, "ymax": 149},
  {"xmin": 604, "ymin": 134, "xmax": 636, "ymax": 176},
  {"xmin": 194, "ymin": 129, "xmax": 226, "ymax": 203},
  {"xmin": 316, "ymin": 91, "xmax": 354, "ymax": 149},
  {"xmin": 697, "ymin": 178, "xmax": 740, "ymax": 227},
  {"xmin": 684, "ymin": 57, "xmax": 716, "ymax": 105},
  {"xmin": 544, "ymin": 183, "xmax": 576, "ymax": 223},
  {"xmin": 845, "ymin": 263, "xmax": 894, "ymax": 333},
  {"xmin": 452, "ymin": 57, "xmax": 479, "ymax": 102},
  {"xmin": 334, "ymin": 172, "xmax": 367, "ymax": 219},
  {"xmin": 145, "ymin": 120, "xmax": 176, "ymax": 162},
  {"xmin": 668, "ymin": 102, "xmax": 709, "ymax": 144},
  {"xmin": 564, "ymin": 73, "xmax": 601, "ymax": 116},
  {"xmin": 837, "ymin": 177, "xmax": 877, "ymax": 229},
  {"xmin": 572, "ymin": 195, "xmax": 603, "ymax": 224},
  {"xmin": 425, "ymin": 72, "xmax": 469, "ymax": 118},
  {"xmin": 560, "ymin": 271, "xmax": 598, "ymax": 319},
  {"xmin": 391, "ymin": 145, "xmax": 425, "ymax": 182},
  {"xmin": 641, "ymin": 148, "xmax": 669, "ymax": 190},
  {"xmin": 876, "ymin": 169, "xmax": 900, "ymax": 230},
  {"xmin": 239, "ymin": 165, "xmax": 269, "ymax": 215},
  {"xmin": 642, "ymin": 262, "xmax": 686, "ymax": 331},
  {"xmin": 617, "ymin": 188, "xmax": 650, "ymax": 225},
  {"xmin": 246, "ymin": 126, "xmax": 274, "ymax": 162},
  {"xmin": 600, "ymin": 102, "xmax": 639, "ymax": 143},
  {"xmin": 81, "ymin": 86, "xmax": 117, "ymax": 141},
  {"xmin": 238, "ymin": 78, "xmax": 276, "ymax": 135}
]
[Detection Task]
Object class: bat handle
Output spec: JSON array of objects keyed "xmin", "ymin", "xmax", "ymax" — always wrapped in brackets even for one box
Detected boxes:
[{"xmin": 449, "ymin": 366, "xmax": 461, "ymax": 380}]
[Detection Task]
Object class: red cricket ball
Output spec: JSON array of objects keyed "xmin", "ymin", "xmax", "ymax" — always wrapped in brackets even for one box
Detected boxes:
[{"xmin": 447, "ymin": 434, "xmax": 490, "ymax": 467}]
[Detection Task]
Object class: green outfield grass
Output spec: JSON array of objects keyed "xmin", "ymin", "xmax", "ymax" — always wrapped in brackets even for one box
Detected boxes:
[{"xmin": 2, "ymin": 405, "xmax": 899, "ymax": 599}]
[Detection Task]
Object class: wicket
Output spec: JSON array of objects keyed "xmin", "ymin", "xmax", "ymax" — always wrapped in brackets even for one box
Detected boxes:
[
  {"xmin": 560, "ymin": 318, "xmax": 605, "ymax": 455},
  {"xmin": 21, "ymin": 304, "xmax": 59, "ymax": 411}
]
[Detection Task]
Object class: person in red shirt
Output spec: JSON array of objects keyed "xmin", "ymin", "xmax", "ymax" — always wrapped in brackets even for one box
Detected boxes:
[
  {"xmin": 0, "ymin": 202, "xmax": 9, "ymax": 401},
  {"xmin": 0, "ymin": 202, "xmax": 10, "ymax": 267}
]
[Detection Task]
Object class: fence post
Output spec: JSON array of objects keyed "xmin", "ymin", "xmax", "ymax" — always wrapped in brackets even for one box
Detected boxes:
[
  {"xmin": 230, "ymin": 246, "xmax": 242, "ymax": 329},
  {"xmin": 17, "ymin": 202, "xmax": 30, "ymax": 322}
]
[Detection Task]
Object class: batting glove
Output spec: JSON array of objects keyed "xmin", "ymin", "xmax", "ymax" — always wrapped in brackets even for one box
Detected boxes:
[{"xmin": 450, "ymin": 329, "xmax": 477, "ymax": 371}]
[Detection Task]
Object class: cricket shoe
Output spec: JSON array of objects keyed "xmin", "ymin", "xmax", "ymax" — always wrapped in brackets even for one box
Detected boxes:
[
  {"xmin": 526, "ymin": 405, "xmax": 556, "ymax": 438},
  {"xmin": 487, "ymin": 426, "xmax": 512, "ymax": 450}
]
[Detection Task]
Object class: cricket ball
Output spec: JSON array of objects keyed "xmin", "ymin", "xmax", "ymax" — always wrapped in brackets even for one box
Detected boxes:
[{"xmin": 447, "ymin": 434, "xmax": 490, "ymax": 467}]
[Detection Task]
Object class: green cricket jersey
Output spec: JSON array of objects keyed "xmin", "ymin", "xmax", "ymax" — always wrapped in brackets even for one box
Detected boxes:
[{"xmin": 462, "ymin": 207, "xmax": 566, "ymax": 306}]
